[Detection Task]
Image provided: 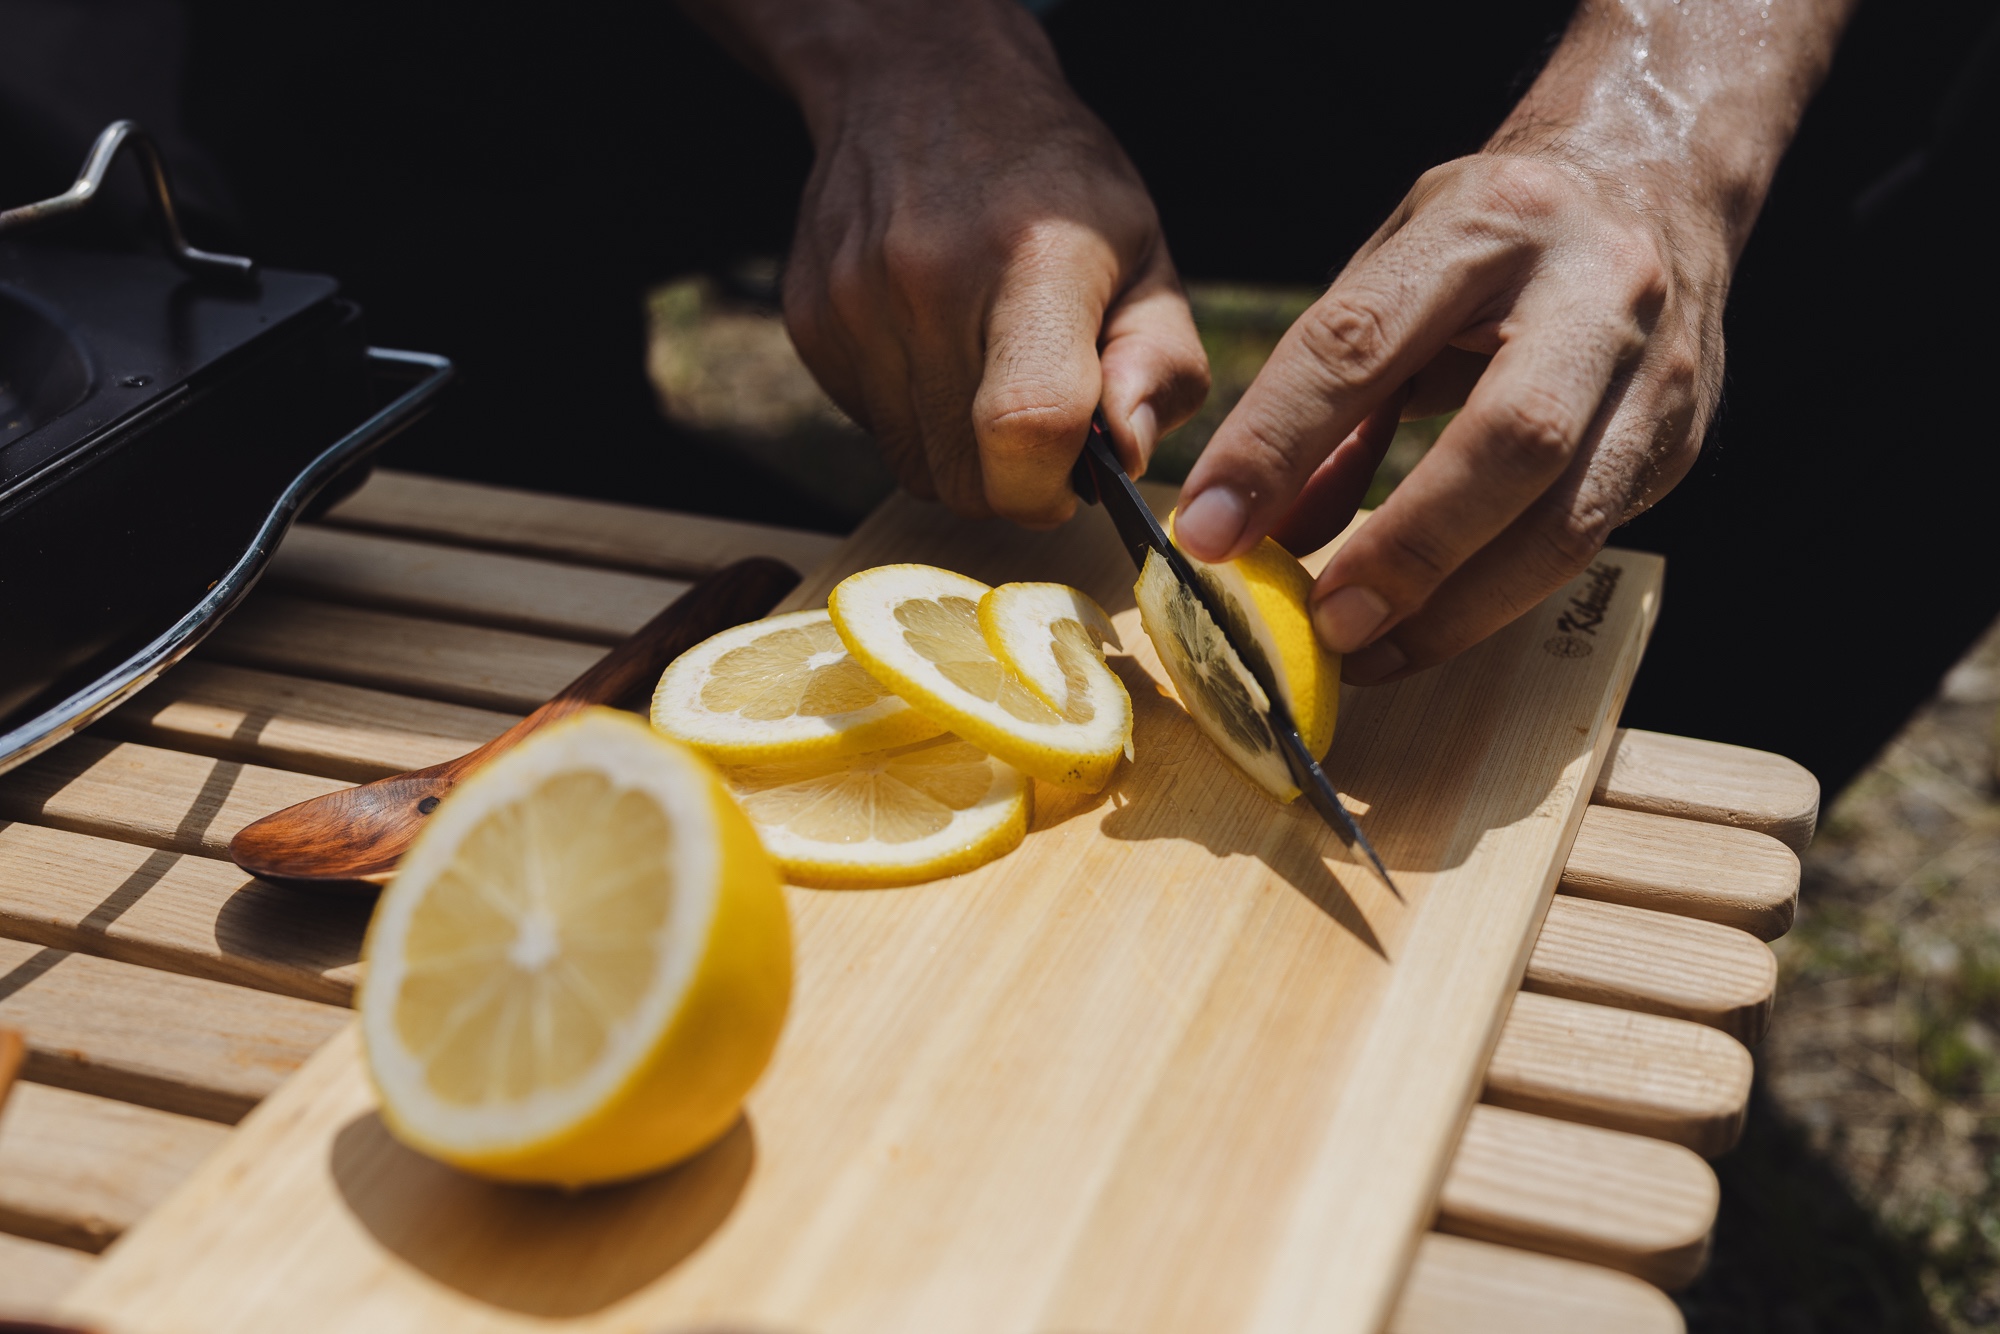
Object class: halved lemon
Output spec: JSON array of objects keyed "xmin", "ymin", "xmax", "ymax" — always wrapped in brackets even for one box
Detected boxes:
[
  {"xmin": 1134, "ymin": 549, "xmax": 1297, "ymax": 800},
  {"xmin": 1169, "ymin": 512, "xmax": 1341, "ymax": 761},
  {"xmin": 724, "ymin": 733, "xmax": 1029, "ymax": 888},
  {"xmin": 651, "ymin": 608, "xmax": 944, "ymax": 764},
  {"xmin": 977, "ymin": 582, "xmax": 1132, "ymax": 762},
  {"xmin": 828, "ymin": 565, "xmax": 1131, "ymax": 792},
  {"xmin": 360, "ymin": 708, "xmax": 791, "ymax": 1187}
]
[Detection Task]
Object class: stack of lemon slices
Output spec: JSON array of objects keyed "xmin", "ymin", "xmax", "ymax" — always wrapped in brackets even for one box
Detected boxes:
[{"xmin": 653, "ymin": 569, "xmax": 1131, "ymax": 888}]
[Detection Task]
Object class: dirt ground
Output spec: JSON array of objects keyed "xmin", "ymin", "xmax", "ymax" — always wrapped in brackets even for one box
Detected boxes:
[
  {"xmin": 649, "ymin": 277, "xmax": 2000, "ymax": 1331},
  {"xmin": 1682, "ymin": 621, "xmax": 2000, "ymax": 1333}
]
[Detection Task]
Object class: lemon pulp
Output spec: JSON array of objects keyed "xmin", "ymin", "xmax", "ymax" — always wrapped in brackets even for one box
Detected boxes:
[
  {"xmin": 1134, "ymin": 549, "xmax": 1296, "ymax": 799},
  {"xmin": 653, "ymin": 608, "xmax": 943, "ymax": 763},
  {"xmin": 725, "ymin": 734, "xmax": 1028, "ymax": 888},
  {"xmin": 829, "ymin": 564, "xmax": 1130, "ymax": 792}
]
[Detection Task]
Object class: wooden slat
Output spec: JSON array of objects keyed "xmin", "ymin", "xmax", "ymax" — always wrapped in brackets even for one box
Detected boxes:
[
  {"xmin": 0, "ymin": 738, "xmax": 348, "ymax": 861},
  {"xmin": 1562, "ymin": 803, "xmax": 1800, "ymax": 940},
  {"xmin": 0, "ymin": 1081, "xmax": 227, "ymax": 1252},
  {"xmin": 0, "ymin": 822, "xmax": 1749, "ymax": 1145},
  {"xmin": 202, "ymin": 595, "xmax": 602, "ymax": 713},
  {"xmin": 3, "ymin": 761, "xmax": 1773, "ymax": 1041},
  {"xmin": 0, "ymin": 1230, "xmax": 97, "ymax": 1315},
  {"xmin": 0, "ymin": 822, "xmax": 363, "ymax": 1005},
  {"xmin": 270, "ymin": 525, "xmax": 690, "ymax": 645},
  {"xmin": 322, "ymin": 468, "xmax": 840, "ymax": 580},
  {"xmin": 94, "ymin": 661, "xmax": 516, "ymax": 784},
  {"xmin": 1525, "ymin": 895, "xmax": 1777, "ymax": 1042},
  {"xmin": 1437, "ymin": 1104, "xmax": 1715, "ymax": 1289},
  {"xmin": 0, "ymin": 938, "xmax": 348, "ymax": 1122},
  {"xmin": 1387, "ymin": 1233, "xmax": 1684, "ymax": 1334},
  {"xmin": 1484, "ymin": 992, "xmax": 1753, "ymax": 1157},
  {"xmin": 1596, "ymin": 727, "xmax": 1819, "ymax": 851}
]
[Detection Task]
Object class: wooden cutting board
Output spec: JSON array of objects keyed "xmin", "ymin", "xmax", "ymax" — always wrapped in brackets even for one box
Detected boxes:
[{"xmin": 63, "ymin": 488, "xmax": 1662, "ymax": 1334}]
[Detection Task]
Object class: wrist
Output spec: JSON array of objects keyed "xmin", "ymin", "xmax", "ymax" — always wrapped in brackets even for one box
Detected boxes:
[
  {"xmin": 1486, "ymin": 0, "xmax": 1850, "ymax": 260},
  {"xmin": 742, "ymin": 0, "xmax": 1063, "ymax": 144}
]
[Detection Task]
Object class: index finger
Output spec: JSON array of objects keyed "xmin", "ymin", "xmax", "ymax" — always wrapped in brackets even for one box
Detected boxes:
[{"xmin": 1175, "ymin": 220, "xmax": 1512, "ymax": 562}]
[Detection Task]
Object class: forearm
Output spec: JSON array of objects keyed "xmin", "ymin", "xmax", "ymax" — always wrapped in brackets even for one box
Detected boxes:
[
  {"xmin": 675, "ymin": 0, "xmax": 1060, "ymax": 142},
  {"xmin": 1492, "ymin": 0, "xmax": 1858, "ymax": 257}
]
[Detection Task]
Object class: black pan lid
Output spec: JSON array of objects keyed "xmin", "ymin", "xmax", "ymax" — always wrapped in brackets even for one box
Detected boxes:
[{"xmin": 1, "ymin": 244, "xmax": 337, "ymax": 506}]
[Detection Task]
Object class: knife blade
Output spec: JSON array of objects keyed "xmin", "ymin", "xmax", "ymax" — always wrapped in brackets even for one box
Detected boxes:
[{"xmin": 1071, "ymin": 413, "xmax": 1399, "ymax": 894}]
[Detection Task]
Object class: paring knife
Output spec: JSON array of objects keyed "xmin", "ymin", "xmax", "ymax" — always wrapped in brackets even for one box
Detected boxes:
[{"xmin": 1070, "ymin": 413, "xmax": 1399, "ymax": 893}]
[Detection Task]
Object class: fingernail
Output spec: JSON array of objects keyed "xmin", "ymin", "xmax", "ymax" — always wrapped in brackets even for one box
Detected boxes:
[
  {"xmin": 1176, "ymin": 487, "xmax": 1247, "ymax": 558},
  {"xmin": 1313, "ymin": 585, "xmax": 1391, "ymax": 654},
  {"xmin": 1342, "ymin": 637, "xmax": 1408, "ymax": 685},
  {"xmin": 1126, "ymin": 403, "xmax": 1158, "ymax": 476}
]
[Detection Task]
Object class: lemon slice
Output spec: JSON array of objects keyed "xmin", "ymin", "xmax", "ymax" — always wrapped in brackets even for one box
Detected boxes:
[
  {"xmin": 360, "ymin": 708, "xmax": 791, "ymax": 1187},
  {"xmin": 1134, "ymin": 549, "xmax": 1297, "ymax": 800},
  {"xmin": 651, "ymin": 608, "xmax": 945, "ymax": 764},
  {"xmin": 828, "ymin": 564, "xmax": 1130, "ymax": 792},
  {"xmin": 725, "ymin": 733, "xmax": 1029, "ymax": 888},
  {"xmin": 976, "ymin": 583, "xmax": 1132, "ymax": 765},
  {"xmin": 1169, "ymin": 512, "xmax": 1341, "ymax": 760}
]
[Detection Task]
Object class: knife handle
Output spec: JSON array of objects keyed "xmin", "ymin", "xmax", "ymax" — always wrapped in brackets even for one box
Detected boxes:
[{"xmin": 1071, "ymin": 412, "xmax": 1114, "ymax": 505}]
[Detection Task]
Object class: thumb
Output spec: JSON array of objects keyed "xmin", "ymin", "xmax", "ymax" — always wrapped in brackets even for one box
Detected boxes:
[
  {"xmin": 1097, "ymin": 248, "xmax": 1210, "ymax": 477},
  {"xmin": 971, "ymin": 231, "xmax": 1114, "ymax": 527}
]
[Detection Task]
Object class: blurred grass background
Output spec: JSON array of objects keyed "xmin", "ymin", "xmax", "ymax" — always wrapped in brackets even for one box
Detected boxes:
[{"xmin": 647, "ymin": 268, "xmax": 2000, "ymax": 1333}]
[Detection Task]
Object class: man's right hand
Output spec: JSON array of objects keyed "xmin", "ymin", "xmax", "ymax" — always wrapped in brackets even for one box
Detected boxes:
[{"xmin": 683, "ymin": 0, "xmax": 1208, "ymax": 527}]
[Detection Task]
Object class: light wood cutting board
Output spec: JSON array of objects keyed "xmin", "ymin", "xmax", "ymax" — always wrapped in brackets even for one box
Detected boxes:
[{"xmin": 63, "ymin": 487, "xmax": 1662, "ymax": 1334}]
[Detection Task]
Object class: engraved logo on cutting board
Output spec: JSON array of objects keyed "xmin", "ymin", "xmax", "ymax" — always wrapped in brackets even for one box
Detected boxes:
[{"xmin": 1544, "ymin": 561, "xmax": 1623, "ymax": 659}]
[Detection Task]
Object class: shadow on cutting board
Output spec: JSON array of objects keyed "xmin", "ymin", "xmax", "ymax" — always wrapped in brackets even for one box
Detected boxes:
[
  {"xmin": 1092, "ymin": 656, "xmax": 1392, "ymax": 959},
  {"xmin": 329, "ymin": 1109, "xmax": 755, "ymax": 1316}
]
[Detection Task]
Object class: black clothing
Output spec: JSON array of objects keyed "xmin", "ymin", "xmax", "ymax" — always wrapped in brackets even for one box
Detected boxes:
[{"xmin": 3, "ymin": 0, "xmax": 1995, "ymax": 796}]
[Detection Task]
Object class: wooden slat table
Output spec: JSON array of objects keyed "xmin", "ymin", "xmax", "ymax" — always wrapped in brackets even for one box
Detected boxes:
[{"xmin": 0, "ymin": 470, "xmax": 1815, "ymax": 1332}]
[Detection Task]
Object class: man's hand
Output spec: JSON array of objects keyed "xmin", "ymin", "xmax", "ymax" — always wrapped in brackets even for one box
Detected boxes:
[
  {"xmin": 1176, "ymin": 0, "xmax": 1854, "ymax": 685},
  {"xmin": 686, "ymin": 0, "xmax": 1208, "ymax": 525}
]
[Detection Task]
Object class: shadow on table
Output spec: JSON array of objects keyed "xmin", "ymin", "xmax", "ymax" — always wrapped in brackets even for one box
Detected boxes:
[
  {"xmin": 1679, "ymin": 1082, "xmax": 1936, "ymax": 1333},
  {"xmin": 330, "ymin": 1110, "xmax": 754, "ymax": 1317}
]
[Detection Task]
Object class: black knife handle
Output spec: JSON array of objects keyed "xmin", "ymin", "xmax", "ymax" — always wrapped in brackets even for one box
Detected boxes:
[{"xmin": 1071, "ymin": 413, "xmax": 1111, "ymax": 505}]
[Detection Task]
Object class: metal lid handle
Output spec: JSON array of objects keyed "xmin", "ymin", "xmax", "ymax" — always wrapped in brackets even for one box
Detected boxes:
[{"xmin": 0, "ymin": 119, "xmax": 256, "ymax": 283}]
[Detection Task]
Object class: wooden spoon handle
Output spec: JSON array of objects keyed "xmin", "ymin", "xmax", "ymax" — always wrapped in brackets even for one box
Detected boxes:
[
  {"xmin": 488, "ymin": 556, "xmax": 801, "ymax": 749},
  {"xmin": 0, "ymin": 1027, "xmax": 23, "ymax": 1115}
]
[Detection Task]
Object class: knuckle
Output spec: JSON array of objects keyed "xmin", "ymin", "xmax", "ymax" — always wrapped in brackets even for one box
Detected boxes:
[
  {"xmin": 879, "ymin": 223, "xmax": 953, "ymax": 296},
  {"xmin": 822, "ymin": 250, "xmax": 874, "ymax": 330},
  {"xmin": 1378, "ymin": 523, "xmax": 1456, "ymax": 587},
  {"xmin": 1482, "ymin": 387, "xmax": 1578, "ymax": 472},
  {"xmin": 1297, "ymin": 292, "xmax": 1396, "ymax": 378},
  {"xmin": 1600, "ymin": 226, "xmax": 1672, "ymax": 326},
  {"xmin": 1472, "ymin": 156, "xmax": 1575, "ymax": 226},
  {"xmin": 1213, "ymin": 417, "xmax": 1302, "ymax": 490},
  {"xmin": 978, "ymin": 395, "xmax": 1091, "ymax": 459},
  {"xmin": 1537, "ymin": 501, "xmax": 1615, "ymax": 575},
  {"xmin": 1621, "ymin": 233, "xmax": 1672, "ymax": 307},
  {"xmin": 1657, "ymin": 347, "xmax": 1701, "ymax": 401}
]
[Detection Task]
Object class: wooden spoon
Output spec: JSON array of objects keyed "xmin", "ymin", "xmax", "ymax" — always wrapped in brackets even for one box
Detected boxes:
[
  {"xmin": 0, "ymin": 1027, "xmax": 22, "ymax": 1114},
  {"xmin": 228, "ymin": 556, "xmax": 800, "ymax": 890}
]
